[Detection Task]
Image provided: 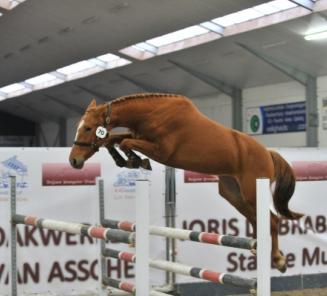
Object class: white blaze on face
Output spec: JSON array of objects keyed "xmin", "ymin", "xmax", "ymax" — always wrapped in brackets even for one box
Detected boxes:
[{"xmin": 75, "ymin": 119, "xmax": 85, "ymax": 141}]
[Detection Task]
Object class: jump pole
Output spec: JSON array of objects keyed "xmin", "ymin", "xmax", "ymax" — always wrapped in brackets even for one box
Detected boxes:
[
  {"xmin": 102, "ymin": 220, "xmax": 256, "ymax": 250},
  {"xmin": 103, "ymin": 277, "xmax": 170, "ymax": 296},
  {"xmin": 256, "ymin": 178, "xmax": 271, "ymax": 296},
  {"xmin": 12, "ymin": 214, "xmax": 135, "ymax": 244},
  {"xmin": 103, "ymin": 248, "xmax": 257, "ymax": 289}
]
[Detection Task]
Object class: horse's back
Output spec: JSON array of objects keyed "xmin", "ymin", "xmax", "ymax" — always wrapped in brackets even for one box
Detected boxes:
[{"xmin": 147, "ymin": 95, "xmax": 275, "ymax": 179}]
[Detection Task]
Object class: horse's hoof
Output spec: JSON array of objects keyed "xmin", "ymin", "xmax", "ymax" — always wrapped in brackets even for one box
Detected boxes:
[
  {"xmin": 279, "ymin": 265, "xmax": 287, "ymax": 273},
  {"xmin": 273, "ymin": 256, "xmax": 287, "ymax": 273},
  {"xmin": 126, "ymin": 159, "xmax": 140, "ymax": 169},
  {"xmin": 141, "ymin": 159, "xmax": 152, "ymax": 170},
  {"xmin": 250, "ymin": 248, "xmax": 257, "ymax": 255},
  {"xmin": 116, "ymin": 160, "xmax": 127, "ymax": 168}
]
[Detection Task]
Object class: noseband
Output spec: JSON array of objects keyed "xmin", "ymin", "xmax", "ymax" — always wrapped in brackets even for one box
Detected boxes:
[{"xmin": 73, "ymin": 103, "xmax": 112, "ymax": 151}]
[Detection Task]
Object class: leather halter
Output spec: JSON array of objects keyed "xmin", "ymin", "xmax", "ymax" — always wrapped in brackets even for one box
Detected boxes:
[{"xmin": 73, "ymin": 103, "xmax": 111, "ymax": 151}]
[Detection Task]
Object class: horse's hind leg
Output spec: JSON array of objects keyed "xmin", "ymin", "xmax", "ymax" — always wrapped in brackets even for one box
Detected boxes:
[
  {"xmin": 219, "ymin": 176, "xmax": 257, "ymax": 238},
  {"xmin": 219, "ymin": 176, "xmax": 287, "ymax": 272},
  {"xmin": 238, "ymin": 175, "xmax": 287, "ymax": 273},
  {"xmin": 271, "ymin": 213, "xmax": 286, "ymax": 272}
]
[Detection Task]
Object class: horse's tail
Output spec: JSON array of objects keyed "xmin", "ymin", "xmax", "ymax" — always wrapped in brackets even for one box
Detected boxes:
[{"xmin": 269, "ymin": 150, "xmax": 304, "ymax": 220}]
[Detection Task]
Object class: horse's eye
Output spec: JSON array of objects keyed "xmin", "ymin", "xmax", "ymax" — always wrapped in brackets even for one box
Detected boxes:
[{"xmin": 84, "ymin": 126, "xmax": 92, "ymax": 132}]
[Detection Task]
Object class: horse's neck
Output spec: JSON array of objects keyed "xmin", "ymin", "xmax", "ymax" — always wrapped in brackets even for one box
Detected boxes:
[{"xmin": 109, "ymin": 99, "xmax": 161, "ymax": 128}]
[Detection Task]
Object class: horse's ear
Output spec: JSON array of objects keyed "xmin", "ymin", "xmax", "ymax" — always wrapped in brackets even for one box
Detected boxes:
[{"xmin": 86, "ymin": 99, "xmax": 97, "ymax": 110}]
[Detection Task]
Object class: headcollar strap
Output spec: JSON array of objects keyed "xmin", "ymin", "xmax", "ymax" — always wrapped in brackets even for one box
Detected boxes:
[
  {"xmin": 73, "ymin": 140, "xmax": 99, "ymax": 152},
  {"xmin": 73, "ymin": 102, "xmax": 111, "ymax": 151}
]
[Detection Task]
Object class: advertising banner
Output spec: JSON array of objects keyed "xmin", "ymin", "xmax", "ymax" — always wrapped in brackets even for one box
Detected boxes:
[
  {"xmin": 1, "ymin": 147, "xmax": 326, "ymax": 294},
  {"xmin": 0, "ymin": 148, "xmax": 166, "ymax": 295},
  {"xmin": 175, "ymin": 148, "xmax": 327, "ymax": 283},
  {"xmin": 246, "ymin": 102, "xmax": 306, "ymax": 135}
]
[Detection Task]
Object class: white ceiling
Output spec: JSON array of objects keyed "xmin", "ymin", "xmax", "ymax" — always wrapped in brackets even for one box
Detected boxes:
[{"xmin": 0, "ymin": 0, "xmax": 326, "ymax": 122}]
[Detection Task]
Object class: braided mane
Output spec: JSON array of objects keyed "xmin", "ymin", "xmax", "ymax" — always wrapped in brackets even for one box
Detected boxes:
[{"xmin": 110, "ymin": 93, "xmax": 183, "ymax": 104}]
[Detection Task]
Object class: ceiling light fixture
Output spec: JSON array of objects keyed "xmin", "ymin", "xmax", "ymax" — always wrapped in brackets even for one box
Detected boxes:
[
  {"xmin": 304, "ymin": 30, "xmax": 327, "ymax": 40},
  {"xmin": 0, "ymin": 53, "xmax": 131, "ymax": 101}
]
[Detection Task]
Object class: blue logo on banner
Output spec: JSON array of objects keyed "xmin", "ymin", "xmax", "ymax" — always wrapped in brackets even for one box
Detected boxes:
[
  {"xmin": 114, "ymin": 169, "xmax": 150, "ymax": 188},
  {"xmin": 261, "ymin": 102, "xmax": 306, "ymax": 134},
  {"xmin": 0, "ymin": 156, "xmax": 28, "ymax": 189}
]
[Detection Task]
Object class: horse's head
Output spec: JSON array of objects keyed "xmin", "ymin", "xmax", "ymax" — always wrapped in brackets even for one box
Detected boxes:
[{"xmin": 69, "ymin": 99, "xmax": 110, "ymax": 169}]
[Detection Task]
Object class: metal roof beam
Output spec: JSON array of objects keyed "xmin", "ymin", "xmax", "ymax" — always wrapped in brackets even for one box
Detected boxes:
[
  {"xmin": 168, "ymin": 60, "xmax": 243, "ymax": 131},
  {"xmin": 117, "ymin": 74, "xmax": 165, "ymax": 93},
  {"xmin": 306, "ymin": 76, "xmax": 318, "ymax": 147},
  {"xmin": 45, "ymin": 94, "xmax": 84, "ymax": 115},
  {"xmin": 15, "ymin": 102, "xmax": 60, "ymax": 123},
  {"xmin": 59, "ymin": 118, "xmax": 67, "ymax": 146},
  {"xmin": 35, "ymin": 124, "xmax": 49, "ymax": 147},
  {"xmin": 75, "ymin": 85, "xmax": 109, "ymax": 102},
  {"xmin": 237, "ymin": 43, "xmax": 308, "ymax": 86},
  {"xmin": 289, "ymin": 0, "xmax": 314, "ymax": 11},
  {"xmin": 169, "ymin": 59, "xmax": 239, "ymax": 97},
  {"xmin": 232, "ymin": 89, "xmax": 243, "ymax": 131}
]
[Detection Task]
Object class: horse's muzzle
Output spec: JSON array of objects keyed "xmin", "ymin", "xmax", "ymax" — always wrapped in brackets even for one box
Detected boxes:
[{"xmin": 69, "ymin": 157, "xmax": 85, "ymax": 169}]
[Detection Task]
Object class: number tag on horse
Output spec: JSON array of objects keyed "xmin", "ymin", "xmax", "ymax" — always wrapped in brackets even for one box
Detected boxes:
[{"xmin": 96, "ymin": 126, "xmax": 107, "ymax": 139}]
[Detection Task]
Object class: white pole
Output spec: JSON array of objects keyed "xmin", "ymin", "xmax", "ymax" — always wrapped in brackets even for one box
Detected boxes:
[
  {"xmin": 256, "ymin": 178, "xmax": 271, "ymax": 296},
  {"xmin": 96, "ymin": 177, "xmax": 107, "ymax": 296},
  {"xmin": 135, "ymin": 180, "xmax": 150, "ymax": 296}
]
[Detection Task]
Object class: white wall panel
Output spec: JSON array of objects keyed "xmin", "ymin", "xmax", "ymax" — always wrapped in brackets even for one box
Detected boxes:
[
  {"xmin": 243, "ymin": 80, "xmax": 306, "ymax": 147},
  {"xmin": 191, "ymin": 92, "xmax": 233, "ymax": 127}
]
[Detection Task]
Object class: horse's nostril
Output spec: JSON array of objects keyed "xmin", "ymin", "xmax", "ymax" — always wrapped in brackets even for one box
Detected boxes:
[
  {"xmin": 70, "ymin": 158, "xmax": 77, "ymax": 167},
  {"xmin": 70, "ymin": 157, "xmax": 84, "ymax": 169}
]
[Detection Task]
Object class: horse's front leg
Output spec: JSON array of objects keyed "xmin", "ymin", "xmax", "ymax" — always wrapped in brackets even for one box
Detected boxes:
[
  {"xmin": 124, "ymin": 149, "xmax": 152, "ymax": 170},
  {"xmin": 106, "ymin": 132, "xmax": 151, "ymax": 170},
  {"xmin": 119, "ymin": 138, "xmax": 160, "ymax": 167},
  {"xmin": 106, "ymin": 146, "xmax": 127, "ymax": 168},
  {"xmin": 105, "ymin": 132, "xmax": 132, "ymax": 168}
]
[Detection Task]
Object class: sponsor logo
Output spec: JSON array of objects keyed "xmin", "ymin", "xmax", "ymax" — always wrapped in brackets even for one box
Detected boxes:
[
  {"xmin": 114, "ymin": 169, "xmax": 150, "ymax": 188},
  {"xmin": 247, "ymin": 102, "xmax": 306, "ymax": 135},
  {"xmin": 113, "ymin": 169, "xmax": 151, "ymax": 199},
  {"xmin": 184, "ymin": 171, "xmax": 218, "ymax": 183},
  {"xmin": 42, "ymin": 163, "xmax": 101, "ymax": 186},
  {"xmin": 0, "ymin": 156, "xmax": 28, "ymax": 194},
  {"xmin": 292, "ymin": 161, "xmax": 327, "ymax": 181}
]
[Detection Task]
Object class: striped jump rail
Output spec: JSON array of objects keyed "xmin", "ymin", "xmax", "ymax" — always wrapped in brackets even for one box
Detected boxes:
[
  {"xmin": 13, "ymin": 214, "xmax": 135, "ymax": 244},
  {"xmin": 103, "ymin": 277, "xmax": 170, "ymax": 296},
  {"xmin": 102, "ymin": 218, "xmax": 256, "ymax": 250},
  {"xmin": 103, "ymin": 248, "xmax": 257, "ymax": 289}
]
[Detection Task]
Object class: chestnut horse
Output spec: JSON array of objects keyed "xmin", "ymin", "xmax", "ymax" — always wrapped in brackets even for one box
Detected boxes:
[{"xmin": 69, "ymin": 93, "xmax": 303, "ymax": 273}]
